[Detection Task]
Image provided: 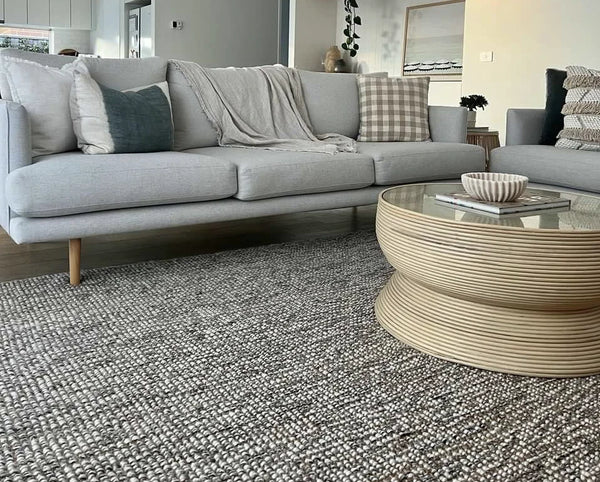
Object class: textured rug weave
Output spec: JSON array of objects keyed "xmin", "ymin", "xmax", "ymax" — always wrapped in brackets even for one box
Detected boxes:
[{"xmin": 1, "ymin": 231, "xmax": 599, "ymax": 481}]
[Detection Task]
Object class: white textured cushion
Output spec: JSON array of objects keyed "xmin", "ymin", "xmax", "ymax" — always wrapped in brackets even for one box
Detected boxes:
[{"xmin": 4, "ymin": 57, "xmax": 88, "ymax": 157}]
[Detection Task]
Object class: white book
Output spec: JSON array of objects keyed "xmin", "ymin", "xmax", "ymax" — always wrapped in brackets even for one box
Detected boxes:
[{"xmin": 435, "ymin": 192, "xmax": 571, "ymax": 215}]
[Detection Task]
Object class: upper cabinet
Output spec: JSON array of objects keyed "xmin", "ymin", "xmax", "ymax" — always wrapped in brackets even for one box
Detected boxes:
[
  {"xmin": 50, "ymin": 0, "xmax": 71, "ymax": 28},
  {"xmin": 4, "ymin": 0, "xmax": 28, "ymax": 25},
  {"xmin": 28, "ymin": 0, "xmax": 50, "ymax": 26},
  {"xmin": 3, "ymin": 0, "xmax": 91, "ymax": 29},
  {"xmin": 70, "ymin": 0, "xmax": 91, "ymax": 30}
]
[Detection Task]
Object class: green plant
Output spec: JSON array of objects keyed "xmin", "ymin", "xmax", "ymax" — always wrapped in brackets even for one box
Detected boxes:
[
  {"xmin": 341, "ymin": 0, "xmax": 361, "ymax": 57},
  {"xmin": 460, "ymin": 94, "xmax": 488, "ymax": 111}
]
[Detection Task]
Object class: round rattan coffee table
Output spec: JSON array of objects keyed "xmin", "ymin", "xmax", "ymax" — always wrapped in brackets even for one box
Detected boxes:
[{"xmin": 375, "ymin": 183, "xmax": 600, "ymax": 377}]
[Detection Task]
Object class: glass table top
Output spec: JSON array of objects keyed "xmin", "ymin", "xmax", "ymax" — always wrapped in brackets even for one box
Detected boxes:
[{"xmin": 381, "ymin": 183, "xmax": 600, "ymax": 231}]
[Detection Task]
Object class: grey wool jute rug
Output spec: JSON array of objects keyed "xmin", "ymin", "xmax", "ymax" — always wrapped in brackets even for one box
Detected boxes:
[{"xmin": 1, "ymin": 231, "xmax": 599, "ymax": 481}]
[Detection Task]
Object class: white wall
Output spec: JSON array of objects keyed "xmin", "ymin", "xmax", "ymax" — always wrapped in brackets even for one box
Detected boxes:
[
  {"xmin": 90, "ymin": 0, "xmax": 281, "ymax": 66},
  {"xmin": 153, "ymin": 0, "xmax": 279, "ymax": 66},
  {"xmin": 90, "ymin": 0, "xmax": 121, "ymax": 58},
  {"xmin": 334, "ymin": 0, "xmax": 463, "ymax": 106},
  {"xmin": 50, "ymin": 29, "xmax": 91, "ymax": 54},
  {"xmin": 289, "ymin": 0, "xmax": 337, "ymax": 71},
  {"xmin": 462, "ymin": 0, "xmax": 600, "ymax": 144}
]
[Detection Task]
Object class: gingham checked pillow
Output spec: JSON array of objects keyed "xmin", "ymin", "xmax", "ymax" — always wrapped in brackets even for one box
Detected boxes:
[{"xmin": 357, "ymin": 75, "xmax": 430, "ymax": 142}]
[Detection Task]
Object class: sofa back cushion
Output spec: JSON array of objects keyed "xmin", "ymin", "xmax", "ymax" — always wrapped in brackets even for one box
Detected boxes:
[
  {"xmin": 299, "ymin": 71, "xmax": 361, "ymax": 138},
  {"xmin": 167, "ymin": 64, "xmax": 218, "ymax": 151},
  {"xmin": 0, "ymin": 48, "xmax": 168, "ymax": 98},
  {"xmin": 80, "ymin": 56, "xmax": 168, "ymax": 91}
]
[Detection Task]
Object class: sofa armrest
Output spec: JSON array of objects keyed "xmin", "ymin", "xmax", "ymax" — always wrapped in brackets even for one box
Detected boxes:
[
  {"xmin": 428, "ymin": 106, "xmax": 467, "ymax": 143},
  {"xmin": 505, "ymin": 108, "xmax": 546, "ymax": 146},
  {"xmin": 1, "ymin": 100, "xmax": 32, "ymax": 234}
]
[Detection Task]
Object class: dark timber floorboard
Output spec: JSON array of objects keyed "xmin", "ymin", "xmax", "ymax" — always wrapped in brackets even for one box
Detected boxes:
[{"xmin": 0, "ymin": 206, "xmax": 377, "ymax": 282}]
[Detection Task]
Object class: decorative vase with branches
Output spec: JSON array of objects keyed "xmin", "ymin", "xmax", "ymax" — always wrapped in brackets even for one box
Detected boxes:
[{"xmin": 341, "ymin": 0, "xmax": 361, "ymax": 58}]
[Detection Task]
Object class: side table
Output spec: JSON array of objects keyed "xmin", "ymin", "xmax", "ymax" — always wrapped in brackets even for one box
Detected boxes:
[{"xmin": 466, "ymin": 130, "xmax": 500, "ymax": 170}]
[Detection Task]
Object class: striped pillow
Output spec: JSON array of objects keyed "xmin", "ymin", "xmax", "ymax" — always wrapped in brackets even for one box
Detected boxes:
[
  {"xmin": 357, "ymin": 76, "xmax": 430, "ymax": 142},
  {"xmin": 556, "ymin": 66, "xmax": 600, "ymax": 151},
  {"xmin": 70, "ymin": 71, "xmax": 173, "ymax": 154}
]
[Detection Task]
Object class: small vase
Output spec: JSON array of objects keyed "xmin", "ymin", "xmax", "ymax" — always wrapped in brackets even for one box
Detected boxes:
[
  {"xmin": 333, "ymin": 59, "xmax": 347, "ymax": 73},
  {"xmin": 467, "ymin": 110, "xmax": 476, "ymax": 128}
]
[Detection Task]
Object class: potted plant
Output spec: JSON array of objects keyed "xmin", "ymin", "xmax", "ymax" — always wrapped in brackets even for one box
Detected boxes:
[{"xmin": 460, "ymin": 94, "xmax": 488, "ymax": 128}]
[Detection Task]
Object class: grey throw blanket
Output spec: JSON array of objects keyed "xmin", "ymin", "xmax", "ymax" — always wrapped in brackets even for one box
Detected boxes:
[{"xmin": 171, "ymin": 60, "xmax": 356, "ymax": 154}]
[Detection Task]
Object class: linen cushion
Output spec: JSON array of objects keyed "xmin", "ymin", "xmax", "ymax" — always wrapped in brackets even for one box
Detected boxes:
[
  {"xmin": 557, "ymin": 66, "xmax": 600, "ymax": 151},
  {"xmin": 357, "ymin": 142, "xmax": 485, "ymax": 185},
  {"xmin": 186, "ymin": 147, "xmax": 374, "ymax": 201},
  {"xmin": 4, "ymin": 57, "xmax": 87, "ymax": 157},
  {"xmin": 539, "ymin": 69, "xmax": 567, "ymax": 145},
  {"xmin": 357, "ymin": 76, "xmax": 430, "ymax": 142},
  {"xmin": 70, "ymin": 71, "xmax": 173, "ymax": 154},
  {"xmin": 6, "ymin": 152, "xmax": 237, "ymax": 217},
  {"xmin": 0, "ymin": 48, "xmax": 74, "ymax": 100},
  {"xmin": 167, "ymin": 63, "xmax": 218, "ymax": 151}
]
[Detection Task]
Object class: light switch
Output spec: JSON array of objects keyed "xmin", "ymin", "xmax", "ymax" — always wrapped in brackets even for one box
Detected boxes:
[{"xmin": 480, "ymin": 51, "xmax": 494, "ymax": 62}]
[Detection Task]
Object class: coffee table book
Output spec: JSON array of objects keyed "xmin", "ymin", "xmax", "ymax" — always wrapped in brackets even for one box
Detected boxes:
[{"xmin": 435, "ymin": 191, "xmax": 571, "ymax": 215}]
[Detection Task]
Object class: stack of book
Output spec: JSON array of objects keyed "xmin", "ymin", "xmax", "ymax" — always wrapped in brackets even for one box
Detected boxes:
[{"xmin": 435, "ymin": 192, "xmax": 571, "ymax": 216}]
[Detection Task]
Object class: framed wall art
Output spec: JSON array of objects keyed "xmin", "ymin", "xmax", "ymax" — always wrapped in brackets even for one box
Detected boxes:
[{"xmin": 402, "ymin": 0, "xmax": 465, "ymax": 81}]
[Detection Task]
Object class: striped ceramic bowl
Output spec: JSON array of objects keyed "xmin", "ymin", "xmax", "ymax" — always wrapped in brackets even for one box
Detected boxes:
[{"xmin": 461, "ymin": 172, "xmax": 529, "ymax": 202}]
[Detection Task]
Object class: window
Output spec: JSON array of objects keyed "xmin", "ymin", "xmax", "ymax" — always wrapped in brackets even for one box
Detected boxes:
[{"xmin": 0, "ymin": 27, "xmax": 49, "ymax": 53}]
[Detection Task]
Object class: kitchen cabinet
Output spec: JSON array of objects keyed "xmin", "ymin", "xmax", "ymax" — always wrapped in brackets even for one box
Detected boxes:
[
  {"xmin": 50, "ymin": 0, "xmax": 70, "ymax": 28},
  {"xmin": 70, "ymin": 0, "xmax": 91, "ymax": 30},
  {"xmin": 4, "ymin": 0, "xmax": 28, "ymax": 25},
  {"xmin": 28, "ymin": 0, "xmax": 50, "ymax": 26}
]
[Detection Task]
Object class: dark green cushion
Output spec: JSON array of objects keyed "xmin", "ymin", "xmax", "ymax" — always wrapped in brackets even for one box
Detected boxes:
[{"xmin": 100, "ymin": 84, "xmax": 173, "ymax": 153}]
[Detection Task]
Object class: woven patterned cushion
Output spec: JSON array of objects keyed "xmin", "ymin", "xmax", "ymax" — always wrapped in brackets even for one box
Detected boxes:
[
  {"xmin": 357, "ymin": 76, "xmax": 430, "ymax": 142},
  {"xmin": 557, "ymin": 66, "xmax": 600, "ymax": 151}
]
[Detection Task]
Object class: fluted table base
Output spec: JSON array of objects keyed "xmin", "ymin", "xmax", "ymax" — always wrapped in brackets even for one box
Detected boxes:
[{"xmin": 376, "ymin": 272, "xmax": 600, "ymax": 377}]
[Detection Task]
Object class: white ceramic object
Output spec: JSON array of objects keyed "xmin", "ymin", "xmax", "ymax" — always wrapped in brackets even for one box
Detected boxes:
[{"xmin": 461, "ymin": 172, "xmax": 529, "ymax": 202}]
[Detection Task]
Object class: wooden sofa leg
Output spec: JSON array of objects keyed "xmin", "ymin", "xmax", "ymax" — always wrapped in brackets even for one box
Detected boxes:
[{"xmin": 69, "ymin": 238, "xmax": 82, "ymax": 286}]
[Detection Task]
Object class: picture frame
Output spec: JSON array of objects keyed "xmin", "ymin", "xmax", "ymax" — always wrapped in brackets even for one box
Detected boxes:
[{"xmin": 402, "ymin": 0, "xmax": 465, "ymax": 81}]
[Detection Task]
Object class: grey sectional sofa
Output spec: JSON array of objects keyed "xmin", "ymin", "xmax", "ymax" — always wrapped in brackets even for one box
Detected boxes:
[
  {"xmin": 0, "ymin": 49, "xmax": 485, "ymax": 284},
  {"xmin": 490, "ymin": 109, "xmax": 600, "ymax": 193}
]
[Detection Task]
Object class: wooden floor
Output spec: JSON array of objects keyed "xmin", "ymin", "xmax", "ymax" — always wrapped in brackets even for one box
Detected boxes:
[{"xmin": 0, "ymin": 206, "xmax": 377, "ymax": 282}]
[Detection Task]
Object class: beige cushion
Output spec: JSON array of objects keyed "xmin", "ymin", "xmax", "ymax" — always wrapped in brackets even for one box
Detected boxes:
[
  {"xmin": 357, "ymin": 75, "xmax": 430, "ymax": 142},
  {"xmin": 4, "ymin": 57, "xmax": 88, "ymax": 157}
]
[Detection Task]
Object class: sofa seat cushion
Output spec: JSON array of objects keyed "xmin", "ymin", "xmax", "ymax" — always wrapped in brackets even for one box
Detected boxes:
[
  {"xmin": 490, "ymin": 145, "xmax": 600, "ymax": 194},
  {"xmin": 358, "ymin": 142, "xmax": 485, "ymax": 185},
  {"xmin": 186, "ymin": 147, "xmax": 375, "ymax": 201},
  {"xmin": 6, "ymin": 152, "xmax": 237, "ymax": 218}
]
